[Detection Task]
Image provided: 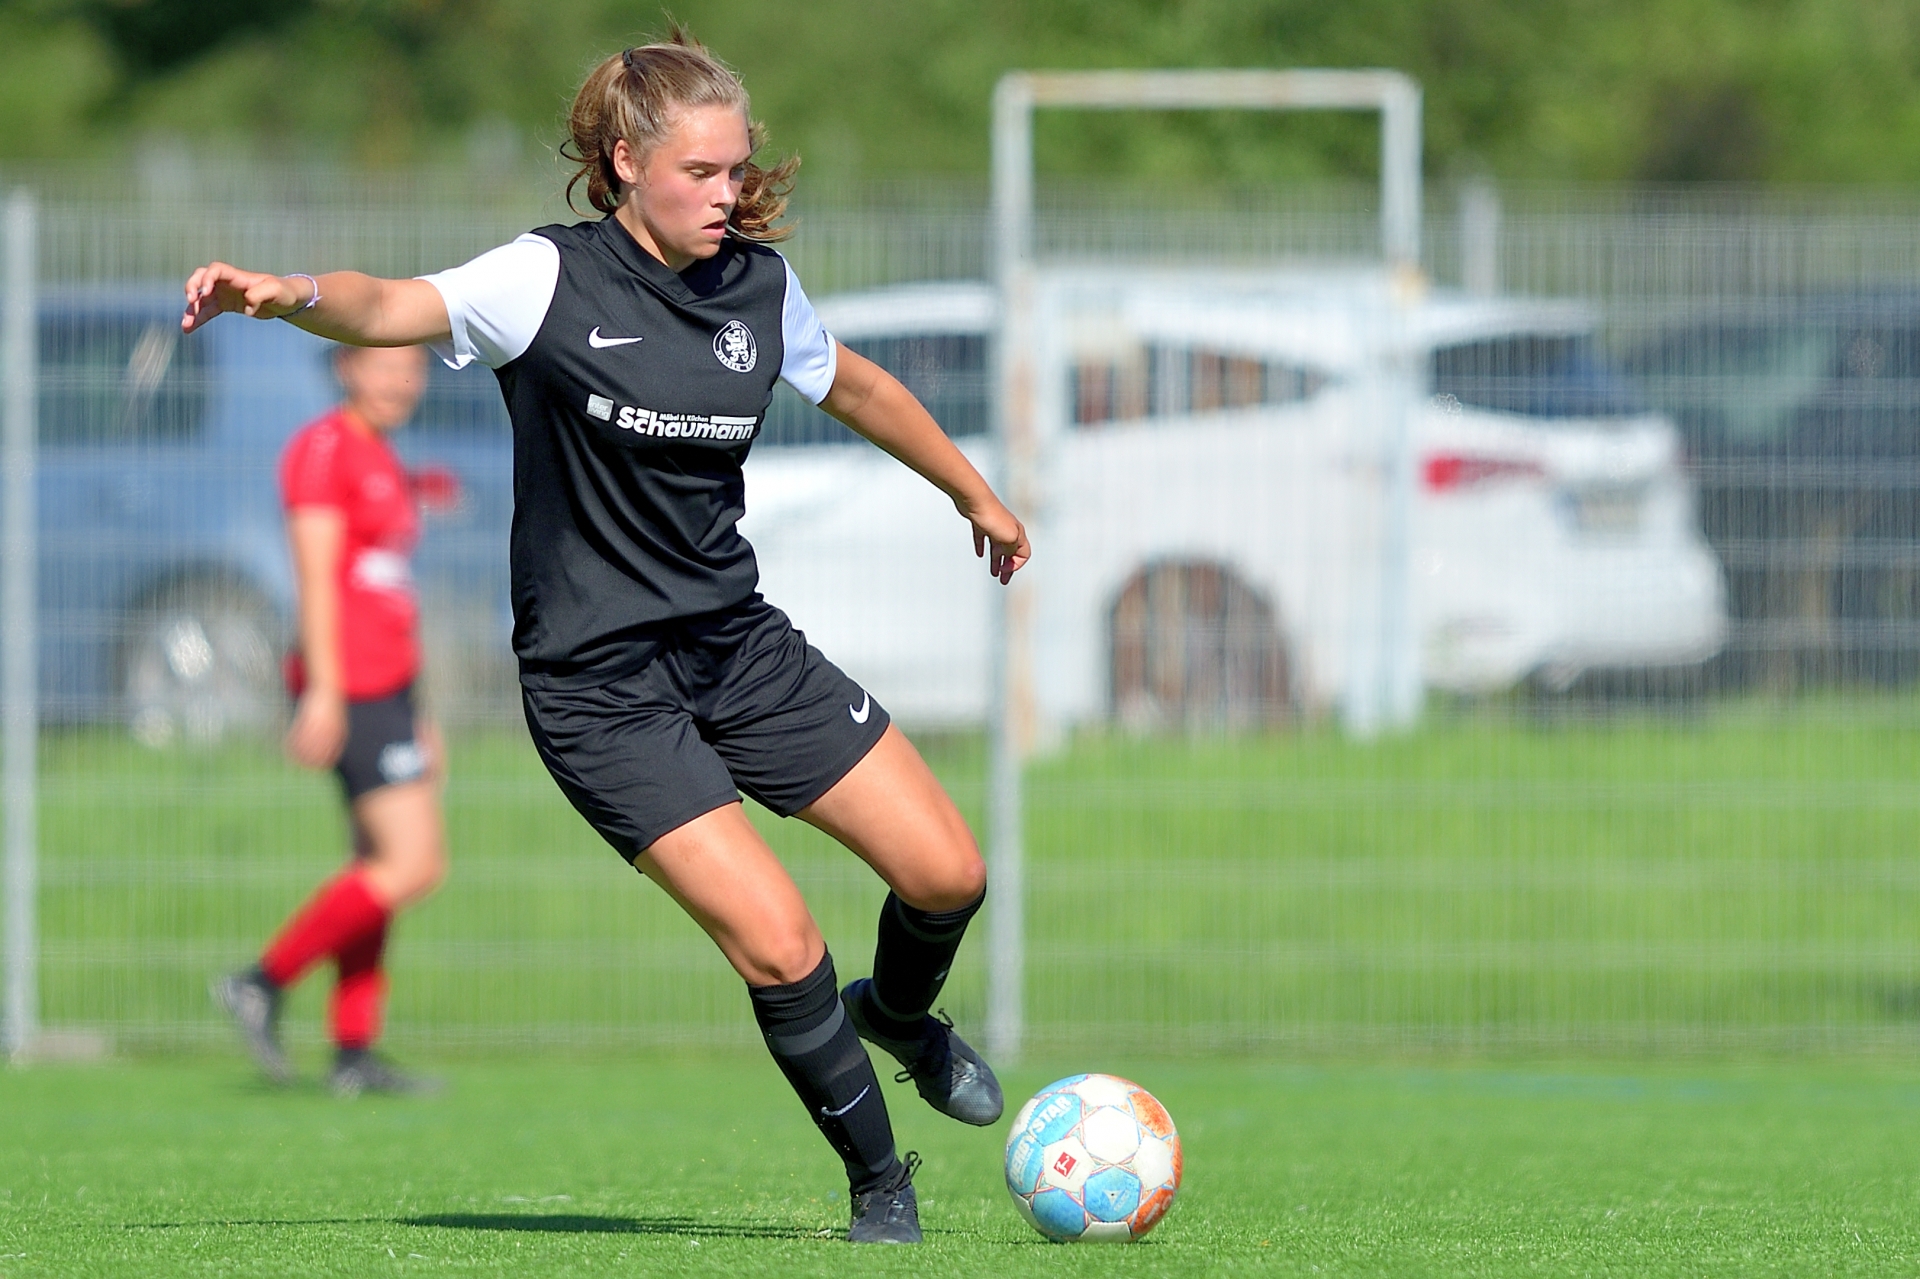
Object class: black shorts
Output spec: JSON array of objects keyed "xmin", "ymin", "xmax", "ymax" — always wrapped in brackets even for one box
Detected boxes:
[
  {"xmin": 521, "ymin": 597, "xmax": 891, "ymax": 860},
  {"xmin": 335, "ymin": 684, "xmax": 431, "ymax": 803}
]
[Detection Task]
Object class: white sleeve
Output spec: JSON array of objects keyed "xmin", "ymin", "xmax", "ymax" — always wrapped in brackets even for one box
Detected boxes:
[
  {"xmin": 778, "ymin": 258, "xmax": 839, "ymax": 405},
  {"xmin": 418, "ymin": 233, "xmax": 560, "ymax": 370}
]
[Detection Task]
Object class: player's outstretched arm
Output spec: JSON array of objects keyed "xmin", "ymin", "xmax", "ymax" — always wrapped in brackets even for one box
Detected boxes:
[
  {"xmin": 822, "ymin": 345, "xmax": 1031, "ymax": 584},
  {"xmin": 181, "ymin": 263, "xmax": 452, "ymax": 348}
]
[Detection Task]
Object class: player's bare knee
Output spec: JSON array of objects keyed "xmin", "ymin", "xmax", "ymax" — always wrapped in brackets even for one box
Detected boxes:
[
  {"xmin": 368, "ymin": 835, "xmax": 445, "ymax": 905},
  {"xmin": 949, "ymin": 851, "xmax": 988, "ymax": 906},
  {"xmin": 925, "ymin": 818, "xmax": 986, "ymax": 905},
  {"xmin": 750, "ymin": 926, "xmax": 825, "ymax": 987},
  {"xmin": 899, "ymin": 851, "xmax": 986, "ymax": 913}
]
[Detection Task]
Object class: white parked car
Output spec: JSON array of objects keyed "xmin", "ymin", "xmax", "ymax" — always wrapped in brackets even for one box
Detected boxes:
[{"xmin": 743, "ymin": 269, "xmax": 1726, "ymax": 731}]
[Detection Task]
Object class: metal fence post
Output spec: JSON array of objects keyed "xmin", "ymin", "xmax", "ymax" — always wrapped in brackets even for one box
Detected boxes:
[
  {"xmin": 1379, "ymin": 270, "xmax": 1425, "ymax": 731},
  {"xmin": 986, "ymin": 74, "xmax": 1035, "ymax": 1064},
  {"xmin": 2, "ymin": 188, "xmax": 38, "ymax": 1063},
  {"xmin": 1460, "ymin": 179, "xmax": 1502, "ymax": 296}
]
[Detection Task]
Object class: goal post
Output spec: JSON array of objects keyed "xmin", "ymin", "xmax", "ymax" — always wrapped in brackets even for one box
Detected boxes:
[
  {"xmin": 3, "ymin": 188, "xmax": 38, "ymax": 1063},
  {"xmin": 985, "ymin": 70, "xmax": 1424, "ymax": 1062}
]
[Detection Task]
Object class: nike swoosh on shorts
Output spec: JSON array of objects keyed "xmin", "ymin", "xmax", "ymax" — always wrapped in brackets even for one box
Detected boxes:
[
  {"xmin": 849, "ymin": 693, "xmax": 871, "ymax": 724},
  {"xmin": 588, "ymin": 327, "xmax": 643, "ymax": 348}
]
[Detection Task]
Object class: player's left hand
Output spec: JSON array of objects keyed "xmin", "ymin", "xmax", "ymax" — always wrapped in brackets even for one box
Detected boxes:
[{"xmin": 963, "ymin": 497, "xmax": 1030, "ymax": 585}]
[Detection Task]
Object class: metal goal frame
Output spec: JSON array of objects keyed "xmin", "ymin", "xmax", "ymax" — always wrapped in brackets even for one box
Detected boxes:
[{"xmin": 985, "ymin": 70, "xmax": 1424, "ymax": 1060}]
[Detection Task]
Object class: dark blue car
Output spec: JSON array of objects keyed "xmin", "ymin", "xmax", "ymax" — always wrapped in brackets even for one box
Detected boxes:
[
  {"xmin": 36, "ymin": 286, "xmax": 513, "ymax": 740},
  {"xmin": 1628, "ymin": 295, "xmax": 1920, "ymax": 687}
]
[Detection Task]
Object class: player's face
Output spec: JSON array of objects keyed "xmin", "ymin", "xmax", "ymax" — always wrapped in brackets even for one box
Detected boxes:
[
  {"xmin": 336, "ymin": 345, "xmax": 428, "ymax": 433},
  {"xmin": 624, "ymin": 105, "xmax": 753, "ymax": 269}
]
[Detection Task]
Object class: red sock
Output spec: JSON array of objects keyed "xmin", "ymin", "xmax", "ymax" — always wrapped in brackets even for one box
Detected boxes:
[
  {"xmin": 259, "ymin": 871, "xmax": 389, "ymax": 988},
  {"xmin": 330, "ymin": 915, "xmax": 390, "ymax": 1051}
]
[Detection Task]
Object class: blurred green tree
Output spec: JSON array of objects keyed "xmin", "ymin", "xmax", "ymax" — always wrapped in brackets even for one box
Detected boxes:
[
  {"xmin": 82, "ymin": 0, "xmax": 315, "ymax": 76},
  {"xmin": 0, "ymin": 0, "xmax": 1917, "ymax": 184}
]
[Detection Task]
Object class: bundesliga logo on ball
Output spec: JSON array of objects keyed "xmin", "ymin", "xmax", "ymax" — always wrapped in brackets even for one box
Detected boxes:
[{"xmin": 1003, "ymin": 1073, "xmax": 1182, "ymax": 1242}]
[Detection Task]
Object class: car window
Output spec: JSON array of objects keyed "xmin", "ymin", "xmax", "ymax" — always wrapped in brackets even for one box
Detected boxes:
[
  {"xmin": 1432, "ymin": 334, "xmax": 1644, "ymax": 420},
  {"xmin": 1833, "ymin": 328, "xmax": 1920, "ymax": 399},
  {"xmin": 1628, "ymin": 326, "xmax": 1834, "ymax": 446},
  {"xmin": 759, "ymin": 332, "xmax": 990, "ymax": 448},
  {"xmin": 38, "ymin": 312, "xmax": 211, "ymax": 445},
  {"xmin": 856, "ymin": 334, "xmax": 990, "ymax": 438},
  {"xmin": 1073, "ymin": 345, "xmax": 1329, "ymax": 428},
  {"xmin": 406, "ymin": 360, "xmax": 512, "ymax": 437}
]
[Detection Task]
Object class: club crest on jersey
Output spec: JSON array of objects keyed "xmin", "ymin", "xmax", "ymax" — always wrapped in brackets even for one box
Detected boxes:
[{"xmin": 712, "ymin": 320, "xmax": 757, "ymax": 373}]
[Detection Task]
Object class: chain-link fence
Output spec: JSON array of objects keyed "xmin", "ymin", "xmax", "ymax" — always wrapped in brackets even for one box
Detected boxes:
[{"xmin": 7, "ymin": 160, "xmax": 1920, "ymax": 1057}]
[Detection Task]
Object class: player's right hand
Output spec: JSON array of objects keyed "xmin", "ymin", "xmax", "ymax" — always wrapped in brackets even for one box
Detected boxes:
[
  {"xmin": 181, "ymin": 262, "xmax": 309, "ymax": 334},
  {"xmin": 285, "ymin": 688, "xmax": 349, "ymax": 770}
]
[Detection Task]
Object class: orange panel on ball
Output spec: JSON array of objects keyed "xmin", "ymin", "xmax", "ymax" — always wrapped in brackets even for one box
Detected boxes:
[
  {"xmin": 1130, "ymin": 1183, "xmax": 1176, "ymax": 1235},
  {"xmin": 1132, "ymin": 1090, "xmax": 1177, "ymax": 1140}
]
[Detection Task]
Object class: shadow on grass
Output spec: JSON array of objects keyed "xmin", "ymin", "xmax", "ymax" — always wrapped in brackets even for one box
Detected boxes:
[
  {"xmin": 127, "ymin": 1219, "xmax": 376, "ymax": 1230},
  {"xmin": 403, "ymin": 1213, "xmax": 822, "ymax": 1240},
  {"xmin": 127, "ymin": 1214, "xmax": 818, "ymax": 1241}
]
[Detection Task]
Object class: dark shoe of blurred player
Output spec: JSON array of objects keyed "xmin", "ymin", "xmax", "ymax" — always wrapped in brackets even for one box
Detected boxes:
[
  {"xmin": 211, "ymin": 968, "xmax": 291, "ymax": 1084},
  {"xmin": 329, "ymin": 1048, "xmax": 443, "ymax": 1098}
]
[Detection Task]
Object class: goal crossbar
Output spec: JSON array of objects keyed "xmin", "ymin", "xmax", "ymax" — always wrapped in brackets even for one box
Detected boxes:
[{"xmin": 993, "ymin": 69, "xmax": 1423, "ymax": 271}]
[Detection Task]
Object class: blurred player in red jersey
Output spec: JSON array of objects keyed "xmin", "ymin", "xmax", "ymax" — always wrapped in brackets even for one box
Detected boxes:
[{"xmin": 213, "ymin": 343, "xmax": 448, "ymax": 1097}]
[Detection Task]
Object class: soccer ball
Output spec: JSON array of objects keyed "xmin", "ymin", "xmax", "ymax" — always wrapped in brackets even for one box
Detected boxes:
[{"xmin": 1003, "ymin": 1073, "xmax": 1182, "ymax": 1243}]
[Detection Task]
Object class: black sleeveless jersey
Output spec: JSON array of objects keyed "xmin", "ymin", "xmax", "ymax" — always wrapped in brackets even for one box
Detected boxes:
[{"xmin": 423, "ymin": 217, "xmax": 839, "ymax": 689}]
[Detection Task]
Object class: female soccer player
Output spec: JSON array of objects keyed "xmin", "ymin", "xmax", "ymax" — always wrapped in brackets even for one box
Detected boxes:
[
  {"xmin": 213, "ymin": 342, "xmax": 449, "ymax": 1098},
  {"xmin": 182, "ymin": 33, "xmax": 1027, "ymax": 1243}
]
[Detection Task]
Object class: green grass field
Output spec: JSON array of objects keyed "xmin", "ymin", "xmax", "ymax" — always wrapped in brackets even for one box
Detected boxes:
[
  {"xmin": 30, "ymin": 696, "xmax": 1920, "ymax": 1055},
  {"xmin": 16, "ymin": 700, "xmax": 1920, "ymax": 1274},
  {"xmin": 8, "ymin": 1055, "xmax": 1920, "ymax": 1277}
]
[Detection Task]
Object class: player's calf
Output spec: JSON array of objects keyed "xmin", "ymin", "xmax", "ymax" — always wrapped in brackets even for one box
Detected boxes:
[
  {"xmin": 845, "ymin": 888, "xmax": 1002, "ymax": 1125},
  {"xmin": 749, "ymin": 951, "xmax": 913, "ymax": 1209}
]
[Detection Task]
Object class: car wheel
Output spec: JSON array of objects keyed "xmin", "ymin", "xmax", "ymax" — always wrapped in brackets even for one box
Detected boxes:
[
  {"xmin": 1110, "ymin": 559, "xmax": 1294, "ymax": 732},
  {"xmin": 121, "ymin": 578, "xmax": 281, "ymax": 747}
]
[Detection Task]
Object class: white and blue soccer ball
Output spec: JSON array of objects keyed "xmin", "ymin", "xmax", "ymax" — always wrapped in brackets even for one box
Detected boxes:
[{"xmin": 1003, "ymin": 1073, "xmax": 1182, "ymax": 1243}]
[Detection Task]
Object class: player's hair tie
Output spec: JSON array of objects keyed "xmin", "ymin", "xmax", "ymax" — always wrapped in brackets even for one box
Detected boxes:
[{"xmin": 621, "ymin": 47, "xmax": 638, "ymax": 76}]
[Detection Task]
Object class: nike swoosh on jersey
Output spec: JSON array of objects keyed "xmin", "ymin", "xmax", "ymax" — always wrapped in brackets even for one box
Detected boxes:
[
  {"xmin": 587, "ymin": 327, "xmax": 643, "ymax": 348},
  {"xmin": 849, "ymin": 693, "xmax": 871, "ymax": 724}
]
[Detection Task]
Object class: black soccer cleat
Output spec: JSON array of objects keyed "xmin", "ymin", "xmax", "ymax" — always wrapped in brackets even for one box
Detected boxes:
[
  {"xmin": 329, "ymin": 1048, "xmax": 443, "ymax": 1099},
  {"xmin": 848, "ymin": 1152, "xmax": 922, "ymax": 1244},
  {"xmin": 842, "ymin": 979, "xmax": 1003, "ymax": 1126},
  {"xmin": 211, "ymin": 969, "xmax": 292, "ymax": 1084}
]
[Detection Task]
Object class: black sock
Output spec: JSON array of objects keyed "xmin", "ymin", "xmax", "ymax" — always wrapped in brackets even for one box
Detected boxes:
[
  {"xmin": 748, "ymin": 951, "xmax": 900, "ymax": 1193},
  {"xmin": 867, "ymin": 889, "xmax": 985, "ymax": 1039}
]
